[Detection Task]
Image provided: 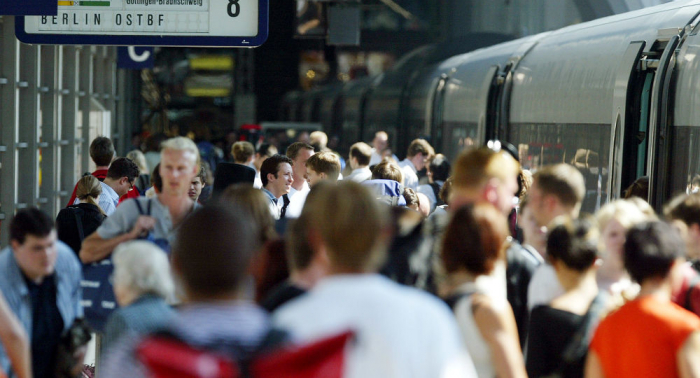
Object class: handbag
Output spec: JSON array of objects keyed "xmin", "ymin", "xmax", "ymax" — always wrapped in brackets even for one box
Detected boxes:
[
  {"xmin": 54, "ymin": 318, "xmax": 93, "ymax": 378},
  {"xmin": 72, "ymin": 208, "xmax": 117, "ymax": 333}
]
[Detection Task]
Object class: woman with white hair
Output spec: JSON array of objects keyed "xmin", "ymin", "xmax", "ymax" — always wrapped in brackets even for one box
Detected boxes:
[
  {"xmin": 102, "ymin": 241, "xmax": 176, "ymax": 351},
  {"xmin": 596, "ymin": 199, "xmax": 657, "ymax": 304}
]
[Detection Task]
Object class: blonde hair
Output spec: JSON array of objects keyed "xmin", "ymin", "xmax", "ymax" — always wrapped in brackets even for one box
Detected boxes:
[
  {"xmin": 160, "ymin": 137, "xmax": 200, "ymax": 167},
  {"xmin": 126, "ymin": 150, "xmax": 148, "ymax": 174},
  {"xmin": 231, "ymin": 141, "xmax": 255, "ymax": 164},
  {"xmin": 596, "ymin": 199, "xmax": 655, "ymax": 232},
  {"xmin": 452, "ymin": 148, "xmax": 519, "ymax": 191},
  {"xmin": 76, "ymin": 175, "xmax": 105, "ymax": 215}
]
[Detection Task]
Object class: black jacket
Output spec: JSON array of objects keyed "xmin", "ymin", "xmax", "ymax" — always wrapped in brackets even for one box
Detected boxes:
[{"xmin": 56, "ymin": 203, "xmax": 106, "ymax": 257}]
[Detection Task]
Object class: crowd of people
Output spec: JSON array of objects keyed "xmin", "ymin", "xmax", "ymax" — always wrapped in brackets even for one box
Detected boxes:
[{"xmin": 0, "ymin": 129, "xmax": 698, "ymax": 378}]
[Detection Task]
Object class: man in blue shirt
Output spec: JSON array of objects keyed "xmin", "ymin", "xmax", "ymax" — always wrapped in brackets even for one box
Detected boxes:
[{"xmin": 0, "ymin": 208, "xmax": 83, "ymax": 377}]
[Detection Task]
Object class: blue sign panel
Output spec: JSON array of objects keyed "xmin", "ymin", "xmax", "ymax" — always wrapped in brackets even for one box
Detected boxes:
[
  {"xmin": 0, "ymin": 0, "xmax": 56, "ymax": 16},
  {"xmin": 117, "ymin": 46, "xmax": 154, "ymax": 69},
  {"xmin": 15, "ymin": 0, "xmax": 268, "ymax": 48}
]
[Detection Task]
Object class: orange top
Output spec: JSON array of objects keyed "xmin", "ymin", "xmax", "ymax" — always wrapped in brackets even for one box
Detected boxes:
[{"xmin": 590, "ymin": 295, "xmax": 700, "ymax": 378}]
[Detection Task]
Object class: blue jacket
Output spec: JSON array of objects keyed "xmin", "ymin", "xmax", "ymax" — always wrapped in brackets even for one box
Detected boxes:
[{"xmin": 0, "ymin": 240, "xmax": 82, "ymax": 376}]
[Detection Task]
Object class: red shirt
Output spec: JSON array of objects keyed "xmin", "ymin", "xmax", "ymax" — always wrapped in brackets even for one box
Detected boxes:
[
  {"xmin": 66, "ymin": 169, "xmax": 108, "ymax": 207},
  {"xmin": 590, "ymin": 296, "xmax": 700, "ymax": 378}
]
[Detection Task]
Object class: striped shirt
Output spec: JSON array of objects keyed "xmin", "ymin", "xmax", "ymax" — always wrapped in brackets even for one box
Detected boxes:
[{"xmin": 101, "ymin": 301, "xmax": 271, "ymax": 378}]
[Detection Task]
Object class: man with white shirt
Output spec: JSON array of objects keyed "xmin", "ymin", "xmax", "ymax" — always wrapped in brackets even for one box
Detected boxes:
[
  {"xmin": 284, "ymin": 142, "xmax": 314, "ymax": 218},
  {"xmin": 274, "ymin": 181, "xmax": 477, "ymax": 378},
  {"xmin": 368, "ymin": 131, "xmax": 398, "ymax": 166},
  {"xmin": 74, "ymin": 157, "xmax": 139, "ymax": 216},
  {"xmin": 526, "ymin": 164, "xmax": 585, "ymax": 312},
  {"xmin": 260, "ymin": 154, "xmax": 294, "ymax": 220},
  {"xmin": 345, "ymin": 142, "xmax": 373, "ymax": 183},
  {"xmin": 398, "ymin": 139, "xmax": 434, "ymax": 190}
]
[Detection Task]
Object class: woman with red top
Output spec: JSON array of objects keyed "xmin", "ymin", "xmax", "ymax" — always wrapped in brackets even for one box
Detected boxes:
[{"xmin": 585, "ymin": 221, "xmax": 700, "ymax": 378}]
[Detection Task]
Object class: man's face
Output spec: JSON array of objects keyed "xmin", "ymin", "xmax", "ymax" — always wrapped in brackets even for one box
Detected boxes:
[
  {"xmin": 160, "ymin": 149, "xmax": 198, "ymax": 197},
  {"xmin": 306, "ymin": 168, "xmax": 325, "ymax": 188},
  {"xmin": 495, "ymin": 173, "xmax": 520, "ymax": 215},
  {"xmin": 292, "ymin": 149, "xmax": 314, "ymax": 182},
  {"xmin": 268, "ymin": 163, "xmax": 294, "ymax": 197},
  {"xmin": 188, "ymin": 177, "xmax": 204, "ymax": 201},
  {"xmin": 414, "ymin": 152, "xmax": 427, "ymax": 171},
  {"xmin": 527, "ymin": 181, "xmax": 549, "ymax": 227},
  {"xmin": 115, "ymin": 176, "xmax": 134, "ymax": 197},
  {"xmin": 12, "ymin": 231, "xmax": 58, "ymax": 283},
  {"xmin": 373, "ymin": 135, "xmax": 388, "ymax": 151}
]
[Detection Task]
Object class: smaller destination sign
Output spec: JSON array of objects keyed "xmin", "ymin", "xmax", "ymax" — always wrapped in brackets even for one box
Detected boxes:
[{"xmin": 16, "ymin": 0, "xmax": 268, "ymax": 48}]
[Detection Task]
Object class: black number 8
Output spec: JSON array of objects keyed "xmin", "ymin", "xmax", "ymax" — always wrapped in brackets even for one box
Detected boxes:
[{"xmin": 227, "ymin": 0, "xmax": 240, "ymax": 17}]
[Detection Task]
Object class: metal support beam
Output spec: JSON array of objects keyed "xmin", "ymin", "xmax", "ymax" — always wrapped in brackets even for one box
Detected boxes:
[
  {"xmin": 79, "ymin": 46, "xmax": 94, "ymax": 173},
  {"xmin": 17, "ymin": 42, "xmax": 40, "ymax": 210},
  {"xmin": 40, "ymin": 45, "xmax": 59, "ymax": 216},
  {"xmin": 0, "ymin": 17, "xmax": 18, "ymax": 244},
  {"xmin": 59, "ymin": 46, "xmax": 80, "ymax": 207}
]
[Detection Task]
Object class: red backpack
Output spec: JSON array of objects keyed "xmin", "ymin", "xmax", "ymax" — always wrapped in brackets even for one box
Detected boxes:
[{"xmin": 137, "ymin": 330, "xmax": 354, "ymax": 378}]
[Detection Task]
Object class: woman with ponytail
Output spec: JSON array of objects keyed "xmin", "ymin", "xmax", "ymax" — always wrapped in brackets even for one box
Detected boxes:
[{"xmin": 57, "ymin": 175, "xmax": 107, "ymax": 256}]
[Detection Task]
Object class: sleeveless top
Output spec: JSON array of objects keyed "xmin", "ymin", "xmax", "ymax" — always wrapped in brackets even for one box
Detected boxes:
[{"xmin": 451, "ymin": 280, "xmax": 507, "ymax": 378}]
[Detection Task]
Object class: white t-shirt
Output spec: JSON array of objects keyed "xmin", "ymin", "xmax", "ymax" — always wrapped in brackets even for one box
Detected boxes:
[
  {"xmin": 399, "ymin": 159, "xmax": 419, "ymax": 190},
  {"xmin": 527, "ymin": 264, "xmax": 565, "ymax": 310},
  {"xmin": 274, "ymin": 274, "xmax": 478, "ymax": 378}
]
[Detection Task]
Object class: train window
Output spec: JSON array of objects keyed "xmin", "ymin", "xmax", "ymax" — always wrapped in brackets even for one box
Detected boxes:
[
  {"xmin": 443, "ymin": 121, "xmax": 479, "ymax": 161},
  {"xmin": 509, "ymin": 122, "xmax": 610, "ymax": 214},
  {"xmin": 669, "ymin": 126, "xmax": 700, "ymax": 198}
]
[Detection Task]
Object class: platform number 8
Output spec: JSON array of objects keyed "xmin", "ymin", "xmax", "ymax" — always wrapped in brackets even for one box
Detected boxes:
[{"xmin": 227, "ymin": 0, "xmax": 240, "ymax": 17}]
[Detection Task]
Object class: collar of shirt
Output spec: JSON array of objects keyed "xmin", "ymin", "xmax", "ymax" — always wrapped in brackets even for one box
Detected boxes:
[
  {"xmin": 261, "ymin": 188, "xmax": 279, "ymax": 202},
  {"xmin": 402, "ymin": 159, "xmax": 417, "ymax": 174},
  {"xmin": 101, "ymin": 181, "xmax": 120, "ymax": 205}
]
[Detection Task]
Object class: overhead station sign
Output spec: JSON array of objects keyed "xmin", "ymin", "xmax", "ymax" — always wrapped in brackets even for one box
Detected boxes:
[{"xmin": 15, "ymin": 0, "xmax": 268, "ymax": 47}]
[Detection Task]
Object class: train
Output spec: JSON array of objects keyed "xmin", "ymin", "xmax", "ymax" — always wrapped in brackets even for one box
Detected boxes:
[{"xmin": 280, "ymin": 0, "xmax": 700, "ymax": 214}]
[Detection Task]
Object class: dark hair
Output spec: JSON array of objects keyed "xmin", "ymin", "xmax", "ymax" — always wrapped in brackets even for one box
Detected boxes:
[
  {"xmin": 173, "ymin": 204, "xmax": 260, "ymax": 298},
  {"xmin": 286, "ymin": 142, "xmax": 314, "ymax": 160},
  {"xmin": 256, "ymin": 143, "xmax": 278, "ymax": 158},
  {"xmin": 260, "ymin": 154, "xmax": 293, "ymax": 187},
  {"xmin": 663, "ymin": 193, "xmax": 700, "ymax": 227},
  {"xmin": 439, "ymin": 177, "xmax": 453, "ymax": 203},
  {"xmin": 10, "ymin": 208, "xmax": 54, "ymax": 244},
  {"xmin": 429, "ymin": 154, "xmax": 451, "ymax": 182},
  {"xmin": 624, "ymin": 221, "xmax": 685, "ymax": 284},
  {"xmin": 89, "ymin": 136, "xmax": 115, "ymax": 167},
  {"xmin": 194, "ymin": 165, "xmax": 206, "ymax": 184},
  {"xmin": 442, "ymin": 204, "xmax": 509, "ymax": 275},
  {"xmin": 371, "ymin": 159, "xmax": 403, "ymax": 183},
  {"xmin": 547, "ymin": 217, "xmax": 599, "ymax": 271},
  {"xmin": 403, "ymin": 188, "xmax": 419, "ymax": 208},
  {"xmin": 623, "ymin": 176, "xmax": 649, "ymax": 201},
  {"xmin": 151, "ymin": 163, "xmax": 162, "ymax": 192},
  {"xmin": 107, "ymin": 157, "xmax": 140, "ymax": 182}
]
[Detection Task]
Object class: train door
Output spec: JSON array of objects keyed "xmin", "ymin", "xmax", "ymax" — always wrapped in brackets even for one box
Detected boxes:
[
  {"xmin": 430, "ymin": 74, "xmax": 449, "ymax": 154},
  {"xmin": 611, "ymin": 28, "xmax": 688, "ymax": 209}
]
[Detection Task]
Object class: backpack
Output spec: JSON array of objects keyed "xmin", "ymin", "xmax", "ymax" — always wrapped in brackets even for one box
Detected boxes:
[
  {"xmin": 361, "ymin": 179, "xmax": 406, "ymax": 206},
  {"xmin": 137, "ymin": 329, "xmax": 353, "ymax": 378}
]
